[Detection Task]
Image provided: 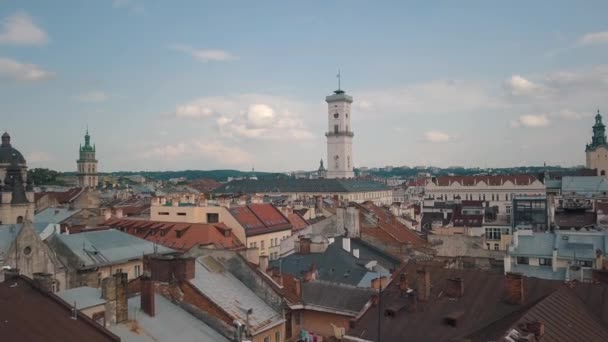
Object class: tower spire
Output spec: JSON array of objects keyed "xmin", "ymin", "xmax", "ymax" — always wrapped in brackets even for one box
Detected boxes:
[{"xmin": 337, "ymin": 68, "xmax": 341, "ymax": 91}]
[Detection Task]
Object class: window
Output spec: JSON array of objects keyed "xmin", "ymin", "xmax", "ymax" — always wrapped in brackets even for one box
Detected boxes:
[
  {"xmin": 539, "ymin": 258, "xmax": 552, "ymax": 266},
  {"xmin": 334, "ymin": 125, "xmax": 339, "ymax": 134},
  {"xmin": 261, "ymin": 240, "xmax": 265, "ymax": 249},
  {"xmin": 206, "ymin": 213, "xmax": 219, "ymax": 223},
  {"xmin": 135, "ymin": 265, "xmax": 141, "ymax": 277},
  {"xmin": 23, "ymin": 246, "xmax": 32, "ymax": 255},
  {"xmin": 264, "ymin": 337, "xmax": 269, "ymax": 342},
  {"xmin": 158, "ymin": 212, "xmax": 169, "ymax": 216},
  {"xmin": 334, "ymin": 112, "xmax": 339, "ymax": 118},
  {"xmin": 494, "ymin": 243, "xmax": 499, "ymax": 251},
  {"xmin": 115, "ymin": 268, "xmax": 123, "ymax": 274},
  {"xmin": 275, "ymin": 331, "xmax": 281, "ymax": 342},
  {"xmin": 574, "ymin": 260, "xmax": 593, "ymax": 267},
  {"xmin": 177, "ymin": 212, "xmax": 186, "ymax": 216},
  {"xmin": 294, "ymin": 311, "xmax": 301, "ymax": 325},
  {"xmin": 16, "ymin": 216, "xmax": 23, "ymax": 224},
  {"xmin": 516, "ymin": 257, "xmax": 529, "ymax": 265}
]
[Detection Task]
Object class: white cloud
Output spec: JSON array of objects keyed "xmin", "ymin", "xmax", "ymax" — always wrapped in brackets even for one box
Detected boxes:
[
  {"xmin": 424, "ymin": 130, "xmax": 450, "ymax": 143},
  {"xmin": 579, "ymin": 31, "xmax": 608, "ymax": 46},
  {"xmin": 174, "ymin": 94, "xmax": 314, "ymax": 141},
  {"xmin": 77, "ymin": 91, "xmax": 108, "ymax": 103},
  {"xmin": 503, "ymin": 75, "xmax": 539, "ymax": 96},
  {"xmin": 171, "ymin": 44, "xmax": 237, "ymax": 62},
  {"xmin": 143, "ymin": 141, "xmax": 252, "ymax": 167},
  {"xmin": 0, "ymin": 57, "xmax": 54, "ymax": 82},
  {"xmin": 0, "ymin": 11, "xmax": 48, "ymax": 46},
  {"xmin": 511, "ymin": 114, "xmax": 550, "ymax": 128},
  {"xmin": 356, "ymin": 79, "xmax": 501, "ymax": 115}
]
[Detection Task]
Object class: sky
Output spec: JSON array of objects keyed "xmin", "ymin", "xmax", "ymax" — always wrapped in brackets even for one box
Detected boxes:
[{"xmin": 1, "ymin": 1, "xmax": 608, "ymax": 172}]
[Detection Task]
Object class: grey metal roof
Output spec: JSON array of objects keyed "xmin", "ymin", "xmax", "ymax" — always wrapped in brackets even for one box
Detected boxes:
[
  {"xmin": 56, "ymin": 287, "xmax": 105, "ymax": 310},
  {"xmin": 51, "ymin": 229, "xmax": 175, "ymax": 268},
  {"xmin": 270, "ymin": 236, "xmax": 401, "ymax": 287},
  {"xmin": 109, "ymin": 295, "xmax": 229, "ymax": 342},
  {"xmin": 561, "ymin": 176, "xmax": 608, "ymax": 195},
  {"xmin": 554, "ymin": 231, "xmax": 607, "ymax": 260},
  {"xmin": 190, "ymin": 255, "xmax": 283, "ymax": 335},
  {"xmin": 301, "ymin": 280, "xmax": 375, "ymax": 315},
  {"xmin": 214, "ymin": 178, "xmax": 390, "ymax": 194},
  {"xmin": 35, "ymin": 207, "xmax": 81, "ymax": 224},
  {"xmin": 510, "ymin": 233, "xmax": 555, "ymax": 258}
]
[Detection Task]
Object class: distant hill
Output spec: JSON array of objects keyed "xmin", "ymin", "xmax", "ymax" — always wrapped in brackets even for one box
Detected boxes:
[{"xmin": 97, "ymin": 169, "xmax": 290, "ymax": 182}]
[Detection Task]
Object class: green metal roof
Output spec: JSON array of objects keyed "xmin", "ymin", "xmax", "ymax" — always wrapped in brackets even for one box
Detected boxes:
[{"xmin": 213, "ymin": 178, "xmax": 390, "ymax": 194}]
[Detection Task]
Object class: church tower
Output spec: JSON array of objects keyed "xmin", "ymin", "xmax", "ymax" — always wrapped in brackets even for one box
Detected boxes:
[
  {"xmin": 77, "ymin": 129, "xmax": 99, "ymax": 188},
  {"xmin": 325, "ymin": 77, "xmax": 355, "ymax": 179},
  {"xmin": 585, "ymin": 110, "xmax": 608, "ymax": 176}
]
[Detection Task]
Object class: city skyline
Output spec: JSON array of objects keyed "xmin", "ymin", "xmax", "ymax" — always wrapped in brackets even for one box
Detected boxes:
[{"xmin": 2, "ymin": 1, "xmax": 608, "ymax": 172}]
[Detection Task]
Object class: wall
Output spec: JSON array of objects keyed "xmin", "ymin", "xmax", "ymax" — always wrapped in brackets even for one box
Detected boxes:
[
  {"xmin": 292, "ymin": 309, "xmax": 351, "ymax": 339},
  {"xmin": 0, "ymin": 202, "xmax": 35, "ymax": 225},
  {"xmin": 247, "ymin": 229, "xmax": 292, "ymax": 261},
  {"xmin": 587, "ymin": 146, "xmax": 608, "ymax": 176},
  {"xmin": 252, "ymin": 322, "xmax": 285, "ymax": 342},
  {"xmin": 150, "ymin": 204, "xmax": 246, "ymax": 244},
  {"xmin": 67, "ymin": 259, "xmax": 143, "ymax": 289}
]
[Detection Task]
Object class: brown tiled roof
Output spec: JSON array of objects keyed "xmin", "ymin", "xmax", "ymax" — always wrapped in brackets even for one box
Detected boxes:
[
  {"xmin": 287, "ymin": 212, "xmax": 308, "ymax": 232},
  {"xmin": 36, "ymin": 188, "xmax": 83, "ymax": 203},
  {"xmin": 358, "ymin": 202, "xmax": 427, "ymax": 247},
  {"xmin": 347, "ymin": 264, "xmax": 564, "ymax": 342},
  {"xmin": 433, "ymin": 174, "xmax": 539, "ymax": 186},
  {"xmin": 229, "ymin": 203, "xmax": 292, "ymax": 236},
  {"xmin": 0, "ymin": 276, "xmax": 119, "ymax": 342},
  {"xmin": 102, "ymin": 218, "xmax": 243, "ymax": 251}
]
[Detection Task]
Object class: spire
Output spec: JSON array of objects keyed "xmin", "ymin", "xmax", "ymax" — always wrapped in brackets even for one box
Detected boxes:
[{"xmin": 334, "ymin": 69, "xmax": 345, "ymax": 94}]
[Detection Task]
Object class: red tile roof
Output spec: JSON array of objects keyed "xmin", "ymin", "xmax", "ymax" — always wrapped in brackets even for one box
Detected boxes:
[
  {"xmin": 229, "ymin": 203, "xmax": 292, "ymax": 236},
  {"xmin": 358, "ymin": 202, "xmax": 427, "ymax": 247},
  {"xmin": 35, "ymin": 188, "xmax": 83, "ymax": 203},
  {"xmin": 433, "ymin": 174, "xmax": 539, "ymax": 186},
  {"xmin": 102, "ymin": 218, "xmax": 243, "ymax": 251},
  {"xmin": 287, "ymin": 212, "xmax": 308, "ymax": 232}
]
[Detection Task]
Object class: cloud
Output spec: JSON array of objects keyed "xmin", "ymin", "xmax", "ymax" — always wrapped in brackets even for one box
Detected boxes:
[
  {"xmin": 174, "ymin": 94, "xmax": 314, "ymax": 141},
  {"xmin": 579, "ymin": 31, "xmax": 608, "ymax": 46},
  {"xmin": 356, "ymin": 79, "xmax": 501, "ymax": 115},
  {"xmin": 0, "ymin": 57, "xmax": 54, "ymax": 82},
  {"xmin": 143, "ymin": 141, "xmax": 252, "ymax": 167},
  {"xmin": 424, "ymin": 130, "xmax": 450, "ymax": 143},
  {"xmin": 171, "ymin": 44, "xmax": 237, "ymax": 62},
  {"xmin": 77, "ymin": 91, "xmax": 108, "ymax": 103},
  {"xmin": 0, "ymin": 11, "xmax": 48, "ymax": 46},
  {"xmin": 26, "ymin": 151, "xmax": 53, "ymax": 164},
  {"xmin": 511, "ymin": 114, "xmax": 550, "ymax": 128},
  {"xmin": 503, "ymin": 75, "xmax": 539, "ymax": 96}
]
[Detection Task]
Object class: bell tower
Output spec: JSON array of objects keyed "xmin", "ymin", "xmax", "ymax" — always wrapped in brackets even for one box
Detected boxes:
[
  {"xmin": 77, "ymin": 129, "xmax": 99, "ymax": 188},
  {"xmin": 586, "ymin": 110, "xmax": 608, "ymax": 177},
  {"xmin": 325, "ymin": 72, "xmax": 355, "ymax": 179}
]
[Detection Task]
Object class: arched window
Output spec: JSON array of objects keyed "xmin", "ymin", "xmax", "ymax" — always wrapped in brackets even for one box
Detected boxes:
[
  {"xmin": 347, "ymin": 156, "xmax": 351, "ymax": 169},
  {"xmin": 334, "ymin": 155, "xmax": 340, "ymax": 169},
  {"xmin": 16, "ymin": 216, "xmax": 23, "ymax": 224},
  {"xmin": 602, "ymin": 170, "xmax": 606, "ymax": 176}
]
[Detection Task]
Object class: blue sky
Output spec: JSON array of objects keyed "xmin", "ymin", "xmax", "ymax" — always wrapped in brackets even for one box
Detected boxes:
[{"xmin": 1, "ymin": 1, "xmax": 608, "ymax": 172}]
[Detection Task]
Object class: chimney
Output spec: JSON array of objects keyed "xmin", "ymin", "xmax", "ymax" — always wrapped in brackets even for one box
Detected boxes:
[
  {"xmin": 295, "ymin": 278, "xmax": 302, "ymax": 298},
  {"xmin": 526, "ymin": 321, "xmax": 545, "ymax": 339},
  {"xmin": 416, "ymin": 269, "xmax": 431, "ymax": 301},
  {"xmin": 353, "ymin": 248, "xmax": 360, "ymax": 258},
  {"xmin": 504, "ymin": 272, "xmax": 524, "ymax": 305},
  {"xmin": 102, "ymin": 273, "xmax": 129, "ymax": 323},
  {"xmin": 445, "ymin": 278, "xmax": 464, "ymax": 298},
  {"xmin": 398, "ymin": 273, "xmax": 409, "ymax": 295},
  {"xmin": 298, "ymin": 237, "xmax": 311, "ymax": 254},
  {"xmin": 140, "ymin": 274, "xmax": 155, "ymax": 317},
  {"xmin": 342, "ymin": 237, "xmax": 351, "ymax": 253},
  {"xmin": 259, "ymin": 255, "xmax": 269, "ymax": 273},
  {"xmin": 32, "ymin": 272, "xmax": 54, "ymax": 293}
]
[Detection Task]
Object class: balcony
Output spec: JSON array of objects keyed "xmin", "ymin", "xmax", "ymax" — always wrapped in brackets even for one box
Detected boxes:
[{"xmin": 558, "ymin": 198, "xmax": 593, "ymax": 210}]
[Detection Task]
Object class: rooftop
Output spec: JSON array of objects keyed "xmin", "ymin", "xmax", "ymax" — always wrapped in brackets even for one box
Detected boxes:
[
  {"xmin": 562, "ymin": 176, "xmax": 608, "ymax": 194},
  {"xmin": 56, "ymin": 286, "xmax": 105, "ymax": 310},
  {"xmin": 35, "ymin": 207, "xmax": 81, "ymax": 224},
  {"xmin": 0, "ymin": 276, "xmax": 119, "ymax": 342},
  {"xmin": 431, "ymin": 174, "xmax": 541, "ymax": 187},
  {"xmin": 213, "ymin": 178, "xmax": 390, "ymax": 194},
  {"xmin": 228, "ymin": 203, "xmax": 292, "ymax": 236},
  {"xmin": 48, "ymin": 229, "xmax": 175, "ymax": 269}
]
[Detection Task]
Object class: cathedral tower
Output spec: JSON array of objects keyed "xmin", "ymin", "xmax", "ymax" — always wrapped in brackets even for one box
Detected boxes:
[
  {"xmin": 325, "ymin": 79, "xmax": 355, "ymax": 179},
  {"xmin": 586, "ymin": 110, "xmax": 608, "ymax": 176},
  {"xmin": 77, "ymin": 129, "xmax": 99, "ymax": 188}
]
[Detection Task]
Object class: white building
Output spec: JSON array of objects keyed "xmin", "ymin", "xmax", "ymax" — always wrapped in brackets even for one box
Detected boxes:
[{"xmin": 325, "ymin": 87, "xmax": 354, "ymax": 179}]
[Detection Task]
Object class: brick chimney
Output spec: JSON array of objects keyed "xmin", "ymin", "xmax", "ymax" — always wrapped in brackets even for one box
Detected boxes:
[
  {"xmin": 102, "ymin": 273, "xmax": 128, "ymax": 324},
  {"xmin": 445, "ymin": 278, "xmax": 464, "ymax": 298},
  {"xmin": 145, "ymin": 255, "xmax": 195, "ymax": 283},
  {"xmin": 140, "ymin": 274, "xmax": 155, "ymax": 317},
  {"xmin": 32, "ymin": 272, "xmax": 54, "ymax": 293},
  {"xmin": 504, "ymin": 272, "xmax": 524, "ymax": 305},
  {"xmin": 416, "ymin": 269, "xmax": 431, "ymax": 301},
  {"xmin": 295, "ymin": 278, "xmax": 302, "ymax": 298},
  {"xmin": 525, "ymin": 321, "xmax": 544, "ymax": 339},
  {"xmin": 371, "ymin": 276, "xmax": 387, "ymax": 290},
  {"xmin": 296, "ymin": 237, "xmax": 311, "ymax": 254}
]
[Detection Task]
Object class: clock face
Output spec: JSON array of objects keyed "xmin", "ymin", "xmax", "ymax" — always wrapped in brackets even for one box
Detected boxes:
[{"xmin": 334, "ymin": 113, "xmax": 339, "ymax": 118}]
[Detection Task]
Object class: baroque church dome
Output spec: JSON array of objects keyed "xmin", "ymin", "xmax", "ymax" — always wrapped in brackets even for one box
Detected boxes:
[{"xmin": 0, "ymin": 132, "xmax": 26, "ymax": 165}]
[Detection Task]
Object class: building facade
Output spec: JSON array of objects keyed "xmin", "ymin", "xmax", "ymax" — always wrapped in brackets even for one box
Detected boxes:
[
  {"xmin": 586, "ymin": 110, "xmax": 608, "ymax": 176},
  {"xmin": 0, "ymin": 132, "xmax": 35, "ymax": 224},
  {"xmin": 77, "ymin": 130, "xmax": 99, "ymax": 188},
  {"xmin": 325, "ymin": 87, "xmax": 355, "ymax": 179}
]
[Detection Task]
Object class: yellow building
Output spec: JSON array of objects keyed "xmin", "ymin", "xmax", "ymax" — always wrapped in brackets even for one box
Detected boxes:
[{"xmin": 586, "ymin": 110, "xmax": 608, "ymax": 176}]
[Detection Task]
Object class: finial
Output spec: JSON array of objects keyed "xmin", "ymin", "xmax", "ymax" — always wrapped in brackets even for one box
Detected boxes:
[{"xmin": 337, "ymin": 68, "xmax": 341, "ymax": 91}]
